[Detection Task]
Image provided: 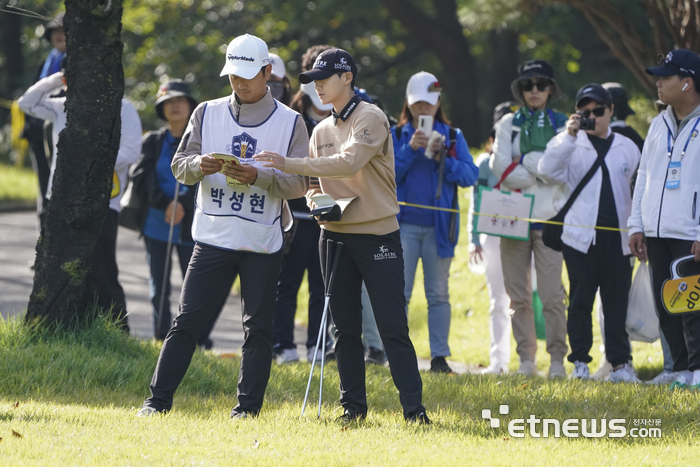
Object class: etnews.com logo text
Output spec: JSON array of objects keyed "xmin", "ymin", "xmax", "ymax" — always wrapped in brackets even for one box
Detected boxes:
[{"xmin": 482, "ymin": 405, "xmax": 662, "ymax": 439}]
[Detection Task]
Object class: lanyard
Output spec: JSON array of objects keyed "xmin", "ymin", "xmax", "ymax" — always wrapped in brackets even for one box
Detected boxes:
[{"xmin": 667, "ymin": 117, "xmax": 700, "ymax": 161}]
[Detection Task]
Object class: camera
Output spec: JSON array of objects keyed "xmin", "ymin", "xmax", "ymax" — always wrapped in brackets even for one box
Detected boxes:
[{"xmin": 576, "ymin": 111, "xmax": 596, "ymax": 131}]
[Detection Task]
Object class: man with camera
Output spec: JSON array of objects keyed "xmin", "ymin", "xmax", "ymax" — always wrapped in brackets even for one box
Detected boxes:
[
  {"xmin": 629, "ymin": 49, "xmax": 700, "ymax": 389},
  {"xmin": 539, "ymin": 83, "xmax": 641, "ymax": 382}
]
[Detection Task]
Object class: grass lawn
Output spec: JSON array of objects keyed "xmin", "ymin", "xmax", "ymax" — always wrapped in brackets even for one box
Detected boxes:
[
  {"xmin": 0, "ymin": 163, "xmax": 38, "ymax": 202},
  {"xmin": 2, "ymin": 186, "xmax": 699, "ymax": 465}
]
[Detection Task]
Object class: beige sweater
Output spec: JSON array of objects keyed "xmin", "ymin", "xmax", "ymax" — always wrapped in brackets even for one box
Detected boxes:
[{"xmin": 284, "ymin": 100, "xmax": 399, "ymax": 235}]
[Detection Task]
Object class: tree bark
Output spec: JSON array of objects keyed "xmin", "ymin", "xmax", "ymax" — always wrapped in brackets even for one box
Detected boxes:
[
  {"xmin": 26, "ymin": 0, "xmax": 125, "ymax": 326},
  {"xmin": 489, "ymin": 28, "xmax": 520, "ymax": 109},
  {"xmin": 382, "ymin": 0, "xmax": 481, "ymax": 143}
]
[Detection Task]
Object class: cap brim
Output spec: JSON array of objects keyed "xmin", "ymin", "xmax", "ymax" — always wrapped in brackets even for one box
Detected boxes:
[
  {"xmin": 220, "ymin": 64, "xmax": 261, "ymax": 80},
  {"xmin": 576, "ymin": 92, "xmax": 610, "ymax": 107},
  {"xmin": 407, "ymin": 93, "xmax": 439, "ymax": 106},
  {"xmin": 298, "ymin": 69, "xmax": 336, "ymax": 85},
  {"xmin": 646, "ymin": 65, "xmax": 677, "ymax": 77},
  {"xmin": 155, "ymin": 91, "xmax": 189, "ymax": 106}
]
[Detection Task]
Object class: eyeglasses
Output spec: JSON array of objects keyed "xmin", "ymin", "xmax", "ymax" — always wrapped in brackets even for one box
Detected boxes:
[
  {"xmin": 578, "ymin": 107, "xmax": 608, "ymax": 118},
  {"xmin": 520, "ymin": 80, "xmax": 551, "ymax": 92}
]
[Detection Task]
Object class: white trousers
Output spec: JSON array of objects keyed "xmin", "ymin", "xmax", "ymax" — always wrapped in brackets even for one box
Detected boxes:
[{"xmin": 482, "ymin": 234, "xmax": 512, "ymax": 369}]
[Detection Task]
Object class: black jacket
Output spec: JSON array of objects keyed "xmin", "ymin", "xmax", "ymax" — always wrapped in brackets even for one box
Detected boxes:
[{"xmin": 130, "ymin": 126, "xmax": 196, "ymax": 243}]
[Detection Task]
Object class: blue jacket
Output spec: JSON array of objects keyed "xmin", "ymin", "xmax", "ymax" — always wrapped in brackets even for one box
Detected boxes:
[{"xmin": 393, "ymin": 121, "xmax": 478, "ymax": 258}]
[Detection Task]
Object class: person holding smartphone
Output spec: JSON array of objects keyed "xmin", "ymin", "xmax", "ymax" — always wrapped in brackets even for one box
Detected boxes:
[
  {"xmin": 255, "ymin": 48, "xmax": 430, "ymax": 424},
  {"xmin": 391, "ymin": 71, "xmax": 478, "ymax": 373}
]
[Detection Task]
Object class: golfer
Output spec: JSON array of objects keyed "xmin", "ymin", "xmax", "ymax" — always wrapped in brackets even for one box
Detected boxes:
[
  {"xmin": 255, "ymin": 48, "xmax": 429, "ymax": 424},
  {"xmin": 137, "ymin": 34, "xmax": 308, "ymax": 418}
]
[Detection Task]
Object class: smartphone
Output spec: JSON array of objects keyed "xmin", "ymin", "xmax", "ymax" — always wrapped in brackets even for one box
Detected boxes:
[{"xmin": 418, "ymin": 115, "xmax": 433, "ymax": 134}]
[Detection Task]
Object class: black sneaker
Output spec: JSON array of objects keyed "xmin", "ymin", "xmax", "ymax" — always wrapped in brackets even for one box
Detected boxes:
[
  {"xmin": 406, "ymin": 410, "xmax": 432, "ymax": 425},
  {"xmin": 365, "ymin": 346, "xmax": 387, "ymax": 366},
  {"xmin": 430, "ymin": 357, "xmax": 453, "ymax": 374},
  {"xmin": 336, "ymin": 408, "xmax": 366, "ymax": 423}
]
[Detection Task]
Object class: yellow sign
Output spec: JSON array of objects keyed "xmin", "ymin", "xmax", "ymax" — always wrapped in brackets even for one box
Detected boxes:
[{"xmin": 662, "ymin": 255, "xmax": 700, "ymax": 315}]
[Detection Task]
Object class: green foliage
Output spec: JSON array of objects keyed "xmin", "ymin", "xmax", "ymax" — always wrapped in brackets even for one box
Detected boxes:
[{"xmin": 0, "ymin": 163, "xmax": 37, "ymax": 201}]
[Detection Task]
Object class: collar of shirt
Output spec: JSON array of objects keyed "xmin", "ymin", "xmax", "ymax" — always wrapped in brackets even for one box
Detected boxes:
[
  {"xmin": 332, "ymin": 95, "xmax": 361, "ymax": 125},
  {"xmin": 228, "ymin": 87, "xmax": 276, "ymax": 125}
]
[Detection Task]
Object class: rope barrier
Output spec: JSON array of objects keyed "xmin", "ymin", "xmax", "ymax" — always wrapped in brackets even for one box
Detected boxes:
[{"xmin": 397, "ymin": 201, "xmax": 628, "ymax": 232}]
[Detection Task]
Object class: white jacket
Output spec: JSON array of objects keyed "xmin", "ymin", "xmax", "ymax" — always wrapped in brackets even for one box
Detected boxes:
[
  {"xmin": 539, "ymin": 129, "xmax": 641, "ymax": 254},
  {"xmin": 628, "ymin": 106, "xmax": 700, "ymax": 242},
  {"xmin": 490, "ymin": 113, "xmax": 564, "ymax": 221},
  {"xmin": 18, "ymin": 72, "xmax": 142, "ymax": 212}
]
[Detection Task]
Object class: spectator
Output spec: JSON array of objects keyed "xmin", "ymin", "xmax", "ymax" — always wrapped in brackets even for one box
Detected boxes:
[
  {"xmin": 602, "ymin": 82, "xmax": 645, "ymax": 152},
  {"xmin": 539, "ymin": 83, "xmax": 641, "ymax": 382},
  {"xmin": 267, "ymin": 53, "xmax": 291, "ymax": 105},
  {"xmin": 18, "ymin": 68, "xmax": 142, "ymax": 331},
  {"xmin": 129, "ymin": 79, "xmax": 224, "ymax": 347},
  {"xmin": 490, "ymin": 59, "xmax": 569, "ymax": 378},
  {"xmin": 257, "ymin": 48, "xmax": 430, "ymax": 423},
  {"xmin": 392, "ymin": 71, "xmax": 478, "ymax": 373},
  {"xmin": 22, "ymin": 12, "xmax": 66, "ymax": 220},
  {"xmin": 470, "ymin": 101, "xmax": 517, "ymax": 375},
  {"xmin": 275, "ymin": 46, "xmax": 334, "ymax": 364},
  {"xmin": 629, "ymin": 49, "xmax": 700, "ymax": 390},
  {"xmin": 137, "ymin": 34, "xmax": 308, "ymax": 418}
]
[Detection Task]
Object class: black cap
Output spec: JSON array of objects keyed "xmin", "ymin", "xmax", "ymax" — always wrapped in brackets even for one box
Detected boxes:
[
  {"xmin": 510, "ymin": 59, "xmax": 562, "ymax": 103},
  {"xmin": 602, "ymin": 82, "xmax": 635, "ymax": 119},
  {"xmin": 646, "ymin": 49, "xmax": 700, "ymax": 77},
  {"xmin": 43, "ymin": 12, "xmax": 64, "ymax": 42},
  {"xmin": 298, "ymin": 48, "xmax": 357, "ymax": 84},
  {"xmin": 575, "ymin": 83, "xmax": 612, "ymax": 108},
  {"xmin": 493, "ymin": 101, "xmax": 518, "ymax": 127},
  {"xmin": 155, "ymin": 80, "xmax": 197, "ymax": 119}
]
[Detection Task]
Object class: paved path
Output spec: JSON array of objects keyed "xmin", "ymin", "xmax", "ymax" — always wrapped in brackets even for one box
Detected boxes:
[{"xmin": 0, "ymin": 209, "xmax": 469, "ymax": 372}]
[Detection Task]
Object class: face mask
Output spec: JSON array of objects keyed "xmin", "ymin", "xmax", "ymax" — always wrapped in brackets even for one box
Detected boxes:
[
  {"xmin": 300, "ymin": 82, "xmax": 333, "ymax": 111},
  {"xmin": 268, "ymin": 81, "xmax": 285, "ymax": 101}
]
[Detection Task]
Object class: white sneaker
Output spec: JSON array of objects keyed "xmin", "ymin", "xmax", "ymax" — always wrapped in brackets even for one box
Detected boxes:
[
  {"xmin": 548, "ymin": 361, "xmax": 567, "ymax": 379},
  {"xmin": 571, "ymin": 361, "xmax": 590, "ymax": 380},
  {"xmin": 692, "ymin": 370, "xmax": 700, "ymax": 386},
  {"xmin": 307, "ymin": 347, "xmax": 323, "ymax": 363},
  {"xmin": 606, "ymin": 363, "xmax": 641, "ymax": 383},
  {"xmin": 645, "ymin": 370, "xmax": 679, "ymax": 385},
  {"xmin": 136, "ymin": 406, "xmax": 159, "ymax": 417},
  {"xmin": 276, "ymin": 348, "xmax": 299, "ymax": 364},
  {"xmin": 675, "ymin": 370, "xmax": 693, "ymax": 385},
  {"xmin": 515, "ymin": 360, "xmax": 538, "ymax": 376},
  {"xmin": 478, "ymin": 364, "xmax": 509, "ymax": 375}
]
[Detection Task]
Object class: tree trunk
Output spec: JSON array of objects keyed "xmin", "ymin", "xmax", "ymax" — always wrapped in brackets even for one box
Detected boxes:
[
  {"xmin": 382, "ymin": 0, "xmax": 481, "ymax": 143},
  {"xmin": 26, "ymin": 0, "xmax": 125, "ymax": 326},
  {"xmin": 489, "ymin": 28, "xmax": 520, "ymax": 109}
]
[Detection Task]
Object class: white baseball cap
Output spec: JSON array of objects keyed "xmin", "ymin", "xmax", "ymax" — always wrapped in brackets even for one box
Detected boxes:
[
  {"xmin": 300, "ymin": 82, "xmax": 333, "ymax": 111},
  {"xmin": 406, "ymin": 71, "xmax": 442, "ymax": 106},
  {"xmin": 268, "ymin": 53, "xmax": 286, "ymax": 79},
  {"xmin": 220, "ymin": 34, "xmax": 270, "ymax": 80}
]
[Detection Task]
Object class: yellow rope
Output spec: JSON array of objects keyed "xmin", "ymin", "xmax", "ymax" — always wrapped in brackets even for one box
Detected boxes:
[
  {"xmin": 0, "ymin": 97, "xmax": 15, "ymax": 109},
  {"xmin": 397, "ymin": 201, "xmax": 627, "ymax": 232}
]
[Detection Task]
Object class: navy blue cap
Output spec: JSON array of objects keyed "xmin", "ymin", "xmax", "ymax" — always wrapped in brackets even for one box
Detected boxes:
[
  {"xmin": 646, "ymin": 49, "xmax": 700, "ymax": 77},
  {"xmin": 298, "ymin": 48, "xmax": 357, "ymax": 84},
  {"xmin": 155, "ymin": 79, "xmax": 197, "ymax": 119},
  {"xmin": 575, "ymin": 83, "xmax": 612, "ymax": 108}
]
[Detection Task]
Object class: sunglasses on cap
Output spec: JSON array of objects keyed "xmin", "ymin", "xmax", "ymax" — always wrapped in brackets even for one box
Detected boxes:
[
  {"xmin": 578, "ymin": 106, "xmax": 608, "ymax": 118},
  {"xmin": 657, "ymin": 53, "xmax": 696, "ymax": 75},
  {"xmin": 520, "ymin": 79, "xmax": 551, "ymax": 92}
]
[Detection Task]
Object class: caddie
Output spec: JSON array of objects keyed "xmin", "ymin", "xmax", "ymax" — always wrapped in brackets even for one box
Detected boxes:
[{"xmin": 137, "ymin": 34, "xmax": 309, "ymax": 418}]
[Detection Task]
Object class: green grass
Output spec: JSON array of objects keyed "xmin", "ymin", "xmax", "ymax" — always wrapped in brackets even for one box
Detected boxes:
[
  {"xmin": 0, "ymin": 163, "xmax": 38, "ymax": 201},
  {"xmin": 1, "ymin": 314, "xmax": 699, "ymax": 466}
]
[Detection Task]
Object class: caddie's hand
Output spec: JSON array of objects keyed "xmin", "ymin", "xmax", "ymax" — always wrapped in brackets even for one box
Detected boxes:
[
  {"xmin": 691, "ymin": 241, "xmax": 700, "ymax": 262},
  {"xmin": 223, "ymin": 161, "xmax": 258, "ymax": 185},
  {"xmin": 199, "ymin": 154, "xmax": 224, "ymax": 175},
  {"xmin": 409, "ymin": 129, "xmax": 428, "ymax": 151},
  {"xmin": 164, "ymin": 201, "xmax": 185, "ymax": 226},
  {"xmin": 567, "ymin": 113, "xmax": 581, "ymax": 137},
  {"xmin": 629, "ymin": 232, "xmax": 647, "ymax": 262},
  {"xmin": 470, "ymin": 245, "xmax": 483, "ymax": 264},
  {"xmin": 253, "ymin": 151, "xmax": 285, "ymax": 171}
]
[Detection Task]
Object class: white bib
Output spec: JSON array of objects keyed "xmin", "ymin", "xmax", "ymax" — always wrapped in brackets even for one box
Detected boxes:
[{"xmin": 193, "ymin": 96, "xmax": 299, "ymax": 253}]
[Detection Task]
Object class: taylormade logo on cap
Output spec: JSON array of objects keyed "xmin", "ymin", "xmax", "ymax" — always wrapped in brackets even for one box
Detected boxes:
[
  {"xmin": 228, "ymin": 55, "xmax": 256, "ymax": 62},
  {"xmin": 220, "ymin": 34, "xmax": 270, "ymax": 80}
]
